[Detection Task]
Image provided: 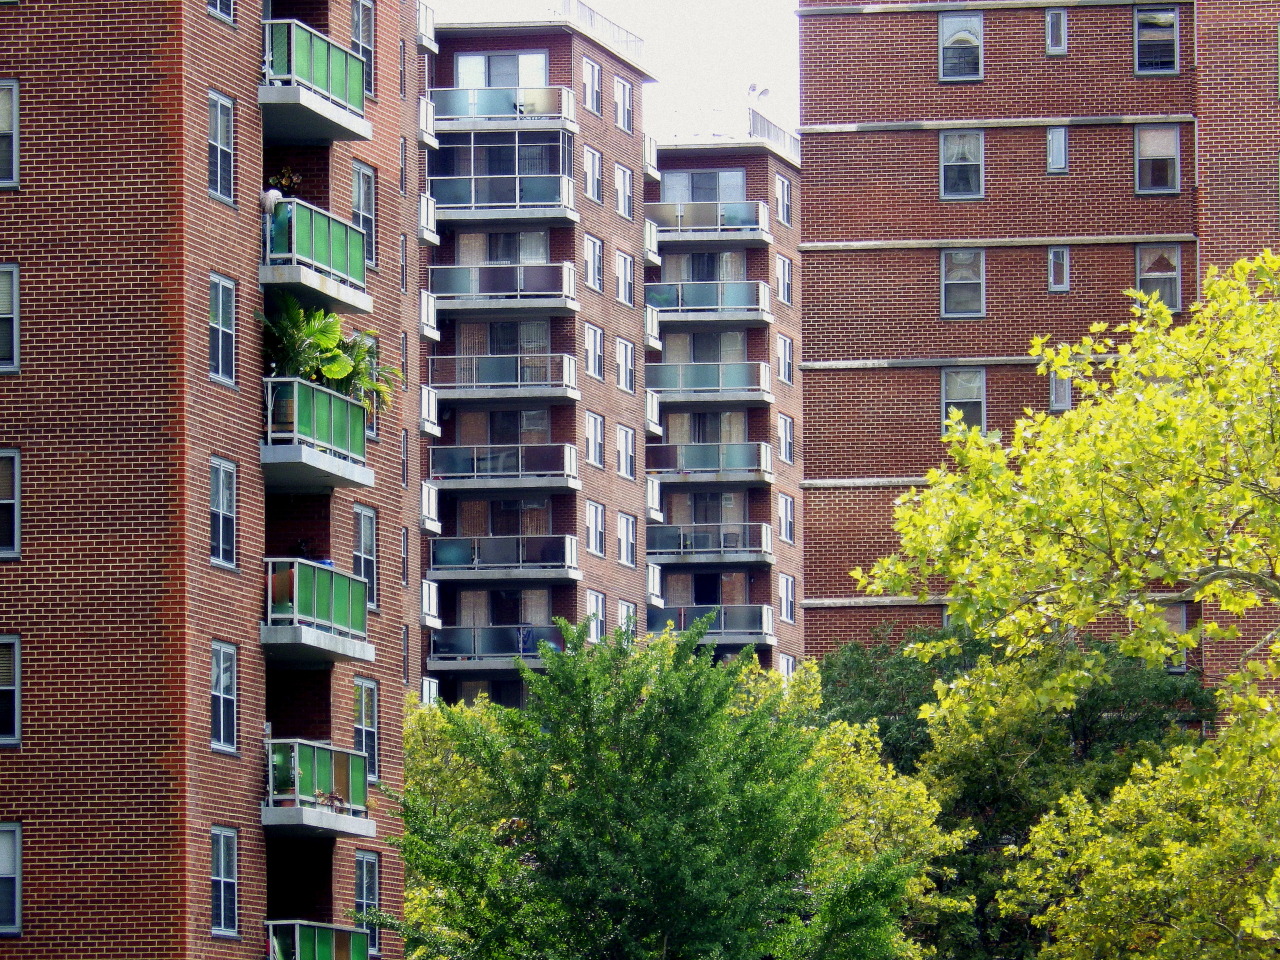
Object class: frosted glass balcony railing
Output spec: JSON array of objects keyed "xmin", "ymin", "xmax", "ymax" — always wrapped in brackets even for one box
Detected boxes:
[
  {"xmin": 421, "ymin": 290, "xmax": 439, "ymax": 339},
  {"xmin": 648, "ymin": 202, "xmax": 769, "ymax": 235},
  {"xmin": 419, "ymin": 94, "xmax": 437, "ymax": 140},
  {"xmin": 419, "ymin": 194, "xmax": 438, "ymax": 240},
  {"xmin": 421, "ymin": 385, "xmax": 440, "ymax": 434},
  {"xmin": 648, "ymin": 523, "xmax": 773, "ymax": 557},
  {"xmin": 265, "ymin": 558, "xmax": 368, "ymax": 640},
  {"xmin": 430, "ymin": 443, "xmax": 578, "ymax": 482},
  {"xmin": 421, "ymin": 481, "xmax": 441, "ymax": 531},
  {"xmin": 417, "ymin": 1, "xmax": 436, "ymax": 45},
  {"xmin": 263, "ymin": 19, "xmax": 366, "ymax": 115},
  {"xmin": 431, "ymin": 174, "xmax": 574, "ymax": 212},
  {"xmin": 644, "ymin": 218, "xmax": 661, "ymax": 260},
  {"xmin": 657, "ymin": 604, "xmax": 776, "ymax": 640},
  {"xmin": 431, "ymin": 625, "xmax": 565, "ymax": 660},
  {"xmin": 421, "ymin": 579, "xmax": 441, "ymax": 628},
  {"xmin": 647, "ymin": 562, "xmax": 663, "ymax": 603},
  {"xmin": 644, "ymin": 135, "xmax": 659, "ymax": 173},
  {"xmin": 264, "ymin": 377, "xmax": 367, "ymax": 463},
  {"xmin": 431, "ymin": 535, "xmax": 579, "ymax": 572},
  {"xmin": 646, "ymin": 442, "xmax": 773, "ymax": 475},
  {"xmin": 428, "ymin": 354, "xmax": 577, "ymax": 392},
  {"xmin": 266, "ymin": 738, "xmax": 369, "ymax": 817},
  {"xmin": 645, "ymin": 281, "xmax": 769, "ymax": 314},
  {"xmin": 645, "ymin": 305, "xmax": 662, "ymax": 347},
  {"xmin": 645, "ymin": 388, "xmax": 662, "ymax": 433},
  {"xmin": 267, "ymin": 921, "xmax": 369, "ymax": 960},
  {"xmin": 431, "ymin": 86, "xmax": 576, "ymax": 123},
  {"xmin": 646, "ymin": 476, "xmax": 663, "ymax": 516},
  {"xmin": 431, "ymin": 263, "xmax": 576, "ymax": 301},
  {"xmin": 647, "ymin": 362, "xmax": 771, "ymax": 395},
  {"xmin": 264, "ymin": 199, "xmax": 366, "ymax": 290}
]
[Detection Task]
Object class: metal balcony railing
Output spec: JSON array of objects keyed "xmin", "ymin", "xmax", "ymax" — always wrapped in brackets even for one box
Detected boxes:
[
  {"xmin": 267, "ymin": 921, "xmax": 370, "ymax": 960},
  {"xmin": 648, "ymin": 202, "xmax": 769, "ymax": 234},
  {"xmin": 264, "ymin": 558, "xmax": 368, "ymax": 640},
  {"xmin": 645, "ymin": 281, "xmax": 768, "ymax": 314},
  {"xmin": 431, "ymin": 174, "xmax": 574, "ymax": 211},
  {"xmin": 431, "ymin": 535, "xmax": 579, "ymax": 572},
  {"xmin": 657, "ymin": 604, "xmax": 776, "ymax": 639},
  {"xmin": 430, "ymin": 443, "xmax": 579, "ymax": 482},
  {"xmin": 431, "ymin": 86, "xmax": 576, "ymax": 123},
  {"xmin": 430, "ymin": 625, "xmax": 565, "ymax": 659},
  {"xmin": 647, "ymin": 362, "xmax": 771, "ymax": 395},
  {"xmin": 264, "ymin": 198, "xmax": 366, "ymax": 290},
  {"xmin": 646, "ymin": 442, "xmax": 773, "ymax": 475},
  {"xmin": 263, "ymin": 377, "xmax": 367, "ymax": 464},
  {"xmin": 263, "ymin": 20, "xmax": 366, "ymax": 115},
  {"xmin": 648, "ymin": 523, "xmax": 773, "ymax": 557},
  {"xmin": 266, "ymin": 738, "xmax": 369, "ymax": 817},
  {"xmin": 431, "ymin": 263, "xmax": 576, "ymax": 301},
  {"xmin": 428, "ymin": 354, "xmax": 577, "ymax": 391}
]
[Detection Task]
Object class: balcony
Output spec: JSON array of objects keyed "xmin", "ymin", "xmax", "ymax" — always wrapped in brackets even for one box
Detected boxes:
[
  {"xmin": 421, "ymin": 290, "xmax": 440, "ymax": 340},
  {"xmin": 645, "ymin": 388, "xmax": 663, "ymax": 436},
  {"xmin": 431, "ymin": 174, "xmax": 578, "ymax": 225},
  {"xmin": 643, "ymin": 134, "xmax": 660, "ymax": 181},
  {"xmin": 646, "ymin": 442, "xmax": 774, "ymax": 485},
  {"xmin": 419, "ymin": 194, "xmax": 440, "ymax": 246},
  {"xmin": 430, "ymin": 443, "xmax": 581, "ymax": 491},
  {"xmin": 648, "ymin": 202, "xmax": 773, "ymax": 247},
  {"xmin": 262, "ymin": 738, "xmax": 375, "ymax": 838},
  {"xmin": 262, "ymin": 199, "xmax": 371, "ymax": 314},
  {"xmin": 647, "ymin": 563, "xmax": 663, "ymax": 605},
  {"xmin": 421, "ymin": 385, "xmax": 441, "ymax": 437},
  {"xmin": 651, "ymin": 605, "xmax": 777, "ymax": 646},
  {"xmin": 646, "ymin": 475, "xmax": 664, "ymax": 523},
  {"xmin": 419, "ymin": 94, "xmax": 438, "ymax": 149},
  {"xmin": 430, "ymin": 535, "xmax": 581, "ymax": 582},
  {"xmin": 421, "ymin": 481, "xmax": 442, "ymax": 534},
  {"xmin": 432, "ymin": 86, "xmax": 578, "ymax": 133},
  {"xmin": 645, "ymin": 281, "xmax": 771, "ymax": 326},
  {"xmin": 429, "ymin": 353, "xmax": 579, "ymax": 403},
  {"xmin": 422, "ymin": 579, "xmax": 442, "ymax": 630},
  {"xmin": 644, "ymin": 305, "xmax": 662, "ymax": 350},
  {"xmin": 647, "ymin": 362, "xmax": 774, "ymax": 407},
  {"xmin": 259, "ymin": 20, "xmax": 372, "ymax": 144},
  {"xmin": 648, "ymin": 523, "xmax": 774, "ymax": 566},
  {"xmin": 417, "ymin": 0, "xmax": 439, "ymax": 52},
  {"xmin": 261, "ymin": 378, "xmax": 374, "ymax": 491},
  {"xmin": 260, "ymin": 558, "xmax": 373, "ymax": 663},
  {"xmin": 644, "ymin": 218, "xmax": 662, "ymax": 266},
  {"xmin": 267, "ymin": 921, "xmax": 370, "ymax": 960},
  {"xmin": 432, "ymin": 263, "xmax": 578, "ymax": 314},
  {"xmin": 427, "ymin": 625, "xmax": 565, "ymax": 671}
]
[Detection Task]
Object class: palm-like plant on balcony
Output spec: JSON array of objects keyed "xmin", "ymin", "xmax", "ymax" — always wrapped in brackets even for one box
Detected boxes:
[{"xmin": 327, "ymin": 330, "xmax": 404, "ymax": 413}]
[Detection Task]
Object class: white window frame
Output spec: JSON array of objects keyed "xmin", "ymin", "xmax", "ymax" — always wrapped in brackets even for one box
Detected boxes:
[
  {"xmin": 584, "ymin": 145, "xmax": 603, "ymax": 203},
  {"xmin": 1136, "ymin": 243, "xmax": 1181, "ymax": 310},
  {"xmin": 352, "ymin": 0, "xmax": 375, "ymax": 94},
  {"xmin": 585, "ymin": 412, "xmax": 605, "ymax": 467},
  {"xmin": 779, "ymin": 493, "xmax": 795, "ymax": 544},
  {"xmin": 614, "ymin": 163, "xmax": 633, "ymax": 218},
  {"xmin": 617, "ymin": 424, "xmax": 636, "ymax": 479},
  {"xmin": 209, "ymin": 273, "xmax": 235, "ymax": 385},
  {"xmin": 939, "ymin": 12, "xmax": 983, "ymax": 81},
  {"xmin": 776, "ymin": 255, "xmax": 793, "ymax": 305},
  {"xmin": 400, "ymin": 428, "xmax": 409, "ymax": 487},
  {"xmin": 354, "ymin": 504, "xmax": 377, "ymax": 608},
  {"xmin": 353, "ymin": 160, "xmax": 377, "ymax": 265},
  {"xmin": 942, "ymin": 367, "xmax": 986, "ymax": 432},
  {"xmin": 0, "ymin": 265, "xmax": 16, "ymax": 374},
  {"xmin": 354, "ymin": 676, "xmax": 379, "ymax": 780},
  {"xmin": 586, "ymin": 500, "xmax": 606, "ymax": 556},
  {"xmin": 584, "ymin": 234, "xmax": 604, "ymax": 291},
  {"xmin": 0, "ymin": 636, "xmax": 17, "ymax": 748},
  {"xmin": 587, "ymin": 589, "xmax": 606, "ymax": 642},
  {"xmin": 210, "ymin": 457, "xmax": 235, "ymax": 568},
  {"xmin": 583, "ymin": 57, "xmax": 602, "ymax": 114},
  {"xmin": 615, "ymin": 251, "xmax": 635, "ymax": 305},
  {"xmin": 939, "ymin": 129, "xmax": 984, "ymax": 199},
  {"xmin": 1046, "ymin": 126, "xmax": 1068, "ymax": 174},
  {"xmin": 779, "ymin": 573, "xmax": 796, "ymax": 624},
  {"xmin": 207, "ymin": 91, "xmax": 234, "ymax": 202},
  {"xmin": 940, "ymin": 248, "xmax": 986, "ymax": 318},
  {"xmin": 613, "ymin": 77, "xmax": 634, "ymax": 132},
  {"xmin": 211, "ymin": 642, "xmax": 236, "ymax": 753},
  {"xmin": 0, "ymin": 451, "xmax": 15, "ymax": 559},
  {"xmin": 211, "ymin": 826, "xmax": 238, "ymax": 936},
  {"xmin": 1048, "ymin": 246, "xmax": 1070, "ymax": 292},
  {"xmin": 399, "ymin": 137, "xmax": 407, "ymax": 195},
  {"xmin": 0, "ymin": 822, "xmax": 18, "ymax": 935},
  {"xmin": 779, "ymin": 413, "xmax": 795, "ymax": 464},
  {"xmin": 400, "ymin": 525, "xmax": 410, "ymax": 585},
  {"xmin": 618, "ymin": 599, "xmax": 637, "ymax": 636},
  {"xmin": 617, "ymin": 513, "xmax": 637, "ymax": 567},
  {"xmin": 616, "ymin": 337, "xmax": 635, "ymax": 392},
  {"xmin": 208, "ymin": 0, "xmax": 233, "ymax": 20},
  {"xmin": 1134, "ymin": 6, "xmax": 1179, "ymax": 76},
  {"xmin": 1049, "ymin": 372, "xmax": 1073, "ymax": 412},
  {"xmin": 1163, "ymin": 603, "xmax": 1190, "ymax": 673},
  {"xmin": 585, "ymin": 323, "xmax": 605, "ymax": 379},
  {"xmin": 355, "ymin": 851, "xmax": 381, "ymax": 954},
  {"xmin": 1134, "ymin": 124, "xmax": 1180, "ymax": 194},
  {"xmin": 775, "ymin": 174, "xmax": 793, "ymax": 226},
  {"xmin": 0, "ymin": 82, "xmax": 15, "ymax": 188},
  {"xmin": 778, "ymin": 652, "xmax": 796, "ymax": 679},
  {"xmin": 1045, "ymin": 8, "xmax": 1067, "ymax": 54},
  {"xmin": 777, "ymin": 334, "xmax": 794, "ymax": 384}
]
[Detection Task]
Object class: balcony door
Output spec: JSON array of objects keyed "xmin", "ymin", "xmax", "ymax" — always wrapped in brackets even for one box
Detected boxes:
[
  {"xmin": 664, "ymin": 570, "xmax": 748, "ymax": 606},
  {"xmin": 660, "ymin": 169, "xmax": 746, "ymax": 203},
  {"xmin": 456, "ymin": 52, "xmax": 548, "ymax": 89},
  {"xmin": 663, "ymin": 330, "xmax": 747, "ymax": 364},
  {"xmin": 665, "ymin": 410, "xmax": 746, "ymax": 445},
  {"xmin": 661, "ymin": 251, "xmax": 745, "ymax": 283}
]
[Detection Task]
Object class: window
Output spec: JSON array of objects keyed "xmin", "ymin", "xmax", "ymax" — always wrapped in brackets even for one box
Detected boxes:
[
  {"xmin": 362, "ymin": 335, "xmax": 381, "ymax": 437},
  {"xmin": 1135, "ymin": 124, "xmax": 1179, "ymax": 194},
  {"xmin": 402, "ymin": 625, "xmax": 410, "ymax": 684},
  {"xmin": 613, "ymin": 77, "xmax": 633, "ymax": 132},
  {"xmin": 400, "ymin": 526, "xmax": 410, "ymax": 585},
  {"xmin": 586, "ymin": 501, "xmax": 606, "ymax": 556},
  {"xmin": 584, "ymin": 234, "xmax": 603, "ymax": 290},
  {"xmin": 400, "ymin": 429, "xmax": 409, "ymax": 487},
  {"xmin": 0, "ymin": 823, "xmax": 18, "ymax": 935},
  {"xmin": 1045, "ymin": 8, "xmax": 1067, "ymax": 54},
  {"xmin": 1047, "ymin": 126, "xmax": 1068, "ymax": 173},
  {"xmin": 778, "ymin": 334, "xmax": 794, "ymax": 384},
  {"xmin": 354, "ymin": 505, "xmax": 377, "ymax": 608},
  {"xmin": 0, "ymin": 637, "xmax": 15, "ymax": 747},
  {"xmin": 616, "ymin": 338, "xmax": 635, "ymax": 392},
  {"xmin": 942, "ymin": 367, "xmax": 985, "ymax": 431},
  {"xmin": 779, "ymin": 493, "xmax": 795, "ymax": 544},
  {"xmin": 614, "ymin": 164, "xmax": 633, "ymax": 218},
  {"xmin": 779, "ymin": 573, "xmax": 796, "ymax": 624},
  {"xmin": 1137, "ymin": 244, "xmax": 1181, "ymax": 310},
  {"xmin": 779, "ymin": 414, "xmax": 795, "ymax": 464},
  {"xmin": 585, "ymin": 412, "xmax": 605, "ymax": 467},
  {"xmin": 941, "ymin": 249, "xmax": 985, "ymax": 318},
  {"xmin": 210, "ymin": 458, "xmax": 235, "ymax": 567},
  {"xmin": 587, "ymin": 589, "xmax": 606, "ymax": 642},
  {"xmin": 615, "ymin": 251, "xmax": 635, "ymax": 305},
  {"xmin": 775, "ymin": 174, "xmax": 793, "ymax": 226},
  {"xmin": 0, "ymin": 82, "xmax": 14, "ymax": 188},
  {"xmin": 211, "ymin": 642, "xmax": 236, "ymax": 752},
  {"xmin": 585, "ymin": 323, "xmax": 605, "ymax": 379},
  {"xmin": 776, "ymin": 255, "xmax": 794, "ymax": 305},
  {"xmin": 584, "ymin": 145, "xmax": 603, "ymax": 203},
  {"xmin": 207, "ymin": 92, "xmax": 234, "ymax": 201},
  {"xmin": 400, "ymin": 332, "xmax": 409, "ymax": 392},
  {"xmin": 940, "ymin": 130, "xmax": 983, "ymax": 198},
  {"xmin": 1049, "ymin": 372, "xmax": 1073, "ymax": 412},
  {"xmin": 398, "ymin": 40, "xmax": 406, "ymax": 98},
  {"xmin": 1135, "ymin": 7, "xmax": 1178, "ymax": 74},
  {"xmin": 1162, "ymin": 604, "xmax": 1189, "ymax": 673},
  {"xmin": 355, "ymin": 852, "xmax": 381, "ymax": 953},
  {"xmin": 779, "ymin": 653, "xmax": 796, "ymax": 679},
  {"xmin": 208, "ymin": 0, "xmax": 233, "ymax": 20},
  {"xmin": 353, "ymin": 161, "xmax": 377, "ymax": 265},
  {"xmin": 618, "ymin": 513, "xmax": 637, "ymax": 567},
  {"xmin": 0, "ymin": 265, "xmax": 16, "ymax": 373},
  {"xmin": 583, "ymin": 58, "xmax": 602, "ymax": 114},
  {"xmin": 211, "ymin": 827, "xmax": 237, "ymax": 936},
  {"xmin": 661, "ymin": 169, "xmax": 746, "ymax": 203},
  {"xmin": 352, "ymin": 0, "xmax": 375, "ymax": 93},
  {"xmin": 399, "ymin": 137, "xmax": 407, "ymax": 194},
  {"xmin": 456, "ymin": 51, "xmax": 549, "ymax": 88},
  {"xmin": 939, "ymin": 12, "xmax": 983, "ymax": 80},
  {"xmin": 0, "ymin": 452, "xmax": 13, "ymax": 558},
  {"xmin": 618, "ymin": 599, "xmax": 637, "ymax": 637},
  {"xmin": 208, "ymin": 273, "xmax": 235, "ymax": 384},
  {"xmin": 399, "ymin": 234, "xmax": 407, "ymax": 292},
  {"xmin": 617, "ymin": 425, "xmax": 636, "ymax": 479},
  {"xmin": 354, "ymin": 677, "xmax": 378, "ymax": 780},
  {"xmin": 1048, "ymin": 246, "xmax": 1070, "ymax": 292}
]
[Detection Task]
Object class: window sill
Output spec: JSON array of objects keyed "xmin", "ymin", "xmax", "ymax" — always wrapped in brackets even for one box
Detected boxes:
[
  {"xmin": 938, "ymin": 76, "xmax": 984, "ymax": 83},
  {"xmin": 206, "ymin": 10, "xmax": 236, "ymax": 27},
  {"xmin": 211, "ymin": 744, "xmax": 239, "ymax": 757},
  {"xmin": 211, "ymin": 931, "xmax": 241, "ymax": 941},
  {"xmin": 208, "ymin": 191, "xmax": 237, "ymax": 210},
  {"xmin": 209, "ymin": 375, "xmax": 238, "ymax": 391},
  {"xmin": 210, "ymin": 559, "xmax": 239, "ymax": 574}
]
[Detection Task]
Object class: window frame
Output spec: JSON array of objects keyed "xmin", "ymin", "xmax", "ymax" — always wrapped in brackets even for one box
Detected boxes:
[
  {"xmin": 352, "ymin": 0, "xmax": 376, "ymax": 94},
  {"xmin": 0, "ymin": 822, "xmax": 18, "ymax": 935},
  {"xmin": 615, "ymin": 251, "xmax": 635, "ymax": 306},
  {"xmin": 586, "ymin": 500, "xmax": 606, "ymax": 556},
  {"xmin": 778, "ymin": 413, "xmax": 795, "ymax": 464},
  {"xmin": 775, "ymin": 255, "xmax": 794, "ymax": 305},
  {"xmin": 779, "ymin": 493, "xmax": 795, "ymax": 544},
  {"xmin": 1045, "ymin": 8, "xmax": 1067, "ymax": 54},
  {"xmin": 777, "ymin": 334, "xmax": 794, "ymax": 384},
  {"xmin": 354, "ymin": 676, "xmax": 379, "ymax": 781},
  {"xmin": 355, "ymin": 851, "xmax": 381, "ymax": 954},
  {"xmin": 210, "ymin": 826, "xmax": 238, "ymax": 937},
  {"xmin": 587, "ymin": 589, "xmax": 606, "ymax": 641},
  {"xmin": 616, "ymin": 337, "xmax": 636, "ymax": 393},
  {"xmin": 584, "ymin": 234, "xmax": 604, "ymax": 291},
  {"xmin": 209, "ymin": 457, "xmax": 236, "ymax": 569},
  {"xmin": 0, "ymin": 265, "xmax": 16, "ymax": 374},
  {"xmin": 613, "ymin": 77, "xmax": 634, "ymax": 132},
  {"xmin": 1134, "ymin": 124, "xmax": 1180, "ymax": 195},
  {"xmin": 353, "ymin": 160, "xmax": 378, "ymax": 265},
  {"xmin": 585, "ymin": 411, "xmax": 605, "ymax": 467},
  {"xmin": 939, "ymin": 12, "xmax": 983, "ymax": 81},
  {"xmin": 775, "ymin": 174, "xmax": 793, "ymax": 226},
  {"xmin": 1049, "ymin": 372, "xmax": 1073, "ymax": 412},
  {"xmin": 207, "ymin": 0, "xmax": 233, "ymax": 21},
  {"xmin": 1136, "ymin": 243, "xmax": 1181, "ymax": 311},
  {"xmin": 1134, "ymin": 6, "xmax": 1179, "ymax": 76},
  {"xmin": 614, "ymin": 163, "xmax": 633, "ymax": 218},
  {"xmin": 0, "ymin": 81, "xmax": 15, "ymax": 189},
  {"xmin": 584, "ymin": 145, "xmax": 604, "ymax": 204},
  {"xmin": 617, "ymin": 512, "xmax": 637, "ymax": 567},
  {"xmin": 779, "ymin": 573, "xmax": 796, "ymax": 624},
  {"xmin": 616, "ymin": 424, "xmax": 636, "ymax": 479},
  {"xmin": 939, "ymin": 129, "xmax": 984, "ymax": 200},
  {"xmin": 940, "ymin": 248, "xmax": 987, "ymax": 319},
  {"xmin": 207, "ymin": 91, "xmax": 234, "ymax": 202},
  {"xmin": 0, "ymin": 451, "xmax": 14, "ymax": 559},
  {"xmin": 618, "ymin": 599, "xmax": 637, "ymax": 636},
  {"xmin": 0, "ymin": 636, "xmax": 17, "ymax": 748},
  {"xmin": 210, "ymin": 641, "xmax": 236, "ymax": 754},
  {"xmin": 208, "ymin": 273, "xmax": 235, "ymax": 386},
  {"xmin": 1048, "ymin": 246, "xmax": 1070, "ymax": 292},
  {"xmin": 941, "ymin": 367, "xmax": 986, "ymax": 432},
  {"xmin": 400, "ymin": 525, "xmax": 410, "ymax": 586},
  {"xmin": 585, "ymin": 323, "xmax": 605, "ymax": 380},
  {"xmin": 583, "ymin": 57, "xmax": 603, "ymax": 115},
  {"xmin": 1046, "ymin": 126, "xmax": 1068, "ymax": 174},
  {"xmin": 354, "ymin": 504, "xmax": 378, "ymax": 609}
]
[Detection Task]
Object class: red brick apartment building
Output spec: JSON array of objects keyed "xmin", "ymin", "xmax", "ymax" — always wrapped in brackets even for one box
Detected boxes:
[{"xmin": 798, "ymin": 0, "xmax": 1280, "ymax": 679}]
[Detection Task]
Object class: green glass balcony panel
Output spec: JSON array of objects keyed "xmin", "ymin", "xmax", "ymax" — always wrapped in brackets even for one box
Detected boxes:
[
  {"xmin": 349, "ymin": 581, "xmax": 368, "ymax": 636},
  {"xmin": 332, "ymin": 576, "xmax": 350, "ymax": 631},
  {"xmin": 348, "ymin": 403, "xmax": 367, "ymax": 460},
  {"xmin": 350, "ymin": 758, "xmax": 369, "ymax": 806},
  {"xmin": 431, "ymin": 177, "xmax": 472, "ymax": 206},
  {"xmin": 686, "ymin": 365, "xmax": 720, "ymax": 390},
  {"xmin": 683, "ymin": 284, "xmax": 719, "ymax": 308},
  {"xmin": 271, "ymin": 742, "xmax": 294, "ymax": 793},
  {"xmin": 316, "ymin": 744, "xmax": 334, "ymax": 793},
  {"xmin": 722, "ymin": 282, "xmax": 757, "ymax": 308},
  {"xmin": 646, "ymin": 283, "xmax": 678, "ymax": 309},
  {"xmin": 520, "ymin": 175, "xmax": 560, "ymax": 204},
  {"xmin": 683, "ymin": 445, "xmax": 720, "ymax": 470},
  {"xmin": 312, "ymin": 565, "xmax": 332, "ymax": 623},
  {"xmin": 298, "ymin": 743, "xmax": 317, "ymax": 795},
  {"xmin": 266, "ymin": 20, "xmax": 365, "ymax": 114},
  {"xmin": 722, "ymin": 363, "xmax": 754, "ymax": 389},
  {"xmin": 723, "ymin": 443, "xmax": 759, "ymax": 469}
]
